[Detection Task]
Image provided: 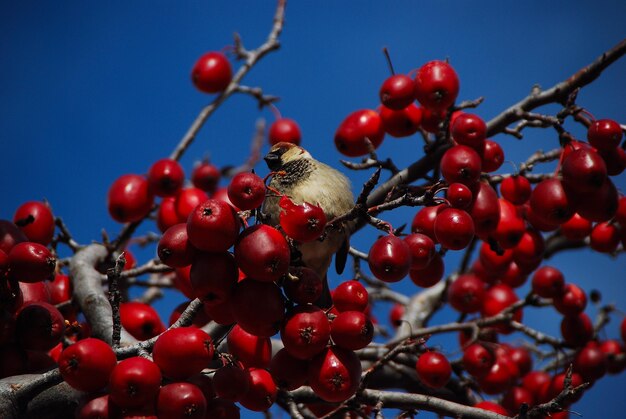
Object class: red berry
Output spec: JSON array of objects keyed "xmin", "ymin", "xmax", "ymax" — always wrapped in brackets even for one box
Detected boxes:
[
  {"xmin": 307, "ymin": 346, "xmax": 361, "ymax": 402},
  {"xmin": 440, "ymin": 145, "xmax": 482, "ymax": 187},
  {"xmin": 600, "ymin": 339, "xmax": 626, "ymax": 374},
  {"xmin": 190, "ymin": 251, "xmax": 238, "ymax": 305},
  {"xmin": 508, "ymin": 346, "xmax": 533, "ymax": 376},
  {"xmin": 75, "ymin": 395, "xmax": 112, "ymax": 419},
  {"xmin": 481, "ymin": 284, "xmax": 522, "ymax": 334},
  {"xmin": 404, "ymin": 233, "xmax": 436, "ymax": 270},
  {"xmin": 446, "ymin": 183, "xmax": 473, "ymax": 209},
  {"xmin": 147, "ymin": 158, "xmax": 185, "ymax": 197},
  {"xmin": 462, "ymin": 343, "xmax": 495, "ymax": 378},
  {"xmin": 269, "ymin": 348, "xmax": 308, "ymax": 391},
  {"xmin": 235, "ymin": 224, "xmax": 290, "ymax": 282},
  {"xmin": 268, "ymin": 118, "xmax": 301, "ymax": 146},
  {"xmin": 152, "ymin": 327, "xmax": 214, "ymax": 379},
  {"xmin": 599, "ymin": 146, "xmax": 626, "ymax": 175},
  {"xmin": 283, "ymin": 266, "xmax": 323, "ymax": 305},
  {"xmin": 434, "ymin": 207, "xmax": 475, "ymax": 250},
  {"xmin": 334, "ymin": 109, "xmax": 385, "ymax": 157},
  {"xmin": 16, "ymin": 301, "xmax": 65, "ymax": 351},
  {"xmin": 481, "ymin": 139, "xmax": 504, "ymax": 172},
  {"xmin": 560, "ymin": 213, "xmax": 592, "ymax": 240},
  {"xmin": 490, "ymin": 199, "xmax": 525, "ymax": 249},
  {"xmin": 409, "ymin": 252, "xmax": 444, "ymax": 288},
  {"xmin": 227, "ymin": 324, "xmax": 272, "ymax": 368},
  {"xmin": 420, "ymin": 107, "xmax": 445, "ymax": 133},
  {"xmin": 191, "ymin": 161, "xmax": 221, "ymax": 194},
  {"xmin": 157, "ymin": 196, "xmax": 183, "ymax": 233},
  {"xmin": 589, "ymin": 221, "xmax": 620, "ymax": 253},
  {"xmin": 120, "ymin": 301, "xmax": 166, "ymax": 340},
  {"xmin": 231, "ymin": 279, "xmax": 285, "ymax": 337},
  {"xmin": 379, "ymin": 74, "xmax": 415, "ymax": 110},
  {"xmin": 379, "ymin": 103, "xmax": 422, "ymax": 138},
  {"xmin": 330, "ymin": 310, "xmax": 373, "ymax": 350},
  {"xmin": 227, "ymin": 172, "xmax": 266, "ymax": 211},
  {"xmin": 187, "ymin": 198, "xmax": 240, "ymax": 253},
  {"xmin": 570, "ymin": 177, "xmax": 618, "ymax": 223},
  {"xmin": 157, "ymin": 382, "xmax": 207, "ymax": 419},
  {"xmin": 411, "ymin": 204, "xmax": 445, "ymax": 242},
  {"xmin": 573, "ymin": 341, "xmax": 607, "ymax": 382},
  {"xmin": 522, "ymin": 370, "xmax": 551, "ymax": 402},
  {"xmin": 49, "ymin": 273, "xmax": 71, "ymax": 305},
  {"xmin": 239, "ymin": 368, "xmax": 277, "ymax": 412},
  {"xmin": 191, "ymin": 52, "xmax": 232, "ymax": 93},
  {"xmin": 478, "ymin": 354, "xmax": 518, "ymax": 394},
  {"xmin": 279, "ymin": 196, "xmax": 327, "ymax": 242},
  {"xmin": 213, "ymin": 363, "xmax": 250, "ymax": 402},
  {"xmin": 8, "ymin": 241, "xmax": 56, "ymax": 283},
  {"xmin": 203, "ymin": 297, "xmax": 236, "ymax": 326},
  {"xmin": 109, "ymin": 357, "xmax": 162, "ymax": 409},
  {"xmin": 561, "ymin": 148, "xmax": 607, "ymax": 193},
  {"xmin": 512, "ymin": 228, "xmax": 545, "ymax": 270},
  {"xmin": 531, "ymin": 266, "xmax": 565, "ymax": 298},
  {"xmin": 413, "ymin": 60, "xmax": 459, "ymax": 111},
  {"xmin": 501, "ymin": 262, "xmax": 529, "ymax": 288},
  {"xmin": 333, "ymin": 280, "xmax": 369, "ymax": 312},
  {"xmin": 561, "ymin": 313, "xmax": 593, "ymax": 347},
  {"xmin": 107, "ymin": 174, "xmax": 154, "ymax": 223},
  {"xmin": 447, "ymin": 273, "xmax": 485, "ymax": 313},
  {"xmin": 553, "ymin": 283, "xmax": 587, "ymax": 317},
  {"xmin": 529, "ymin": 178, "xmax": 574, "ymax": 226},
  {"xmin": 0, "ymin": 220, "xmax": 27, "ymax": 254},
  {"xmin": 59, "ymin": 338, "xmax": 117, "ymax": 392},
  {"xmin": 587, "ymin": 118, "xmax": 623, "ymax": 150},
  {"xmin": 368, "ymin": 234, "xmax": 412, "ymax": 282},
  {"xmin": 157, "ymin": 223, "xmax": 197, "ymax": 268},
  {"xmin": 479, "ymin": 241, "xmax": 513, "ymax": 273},
  {"xmin": 469, "ymin": 182, "xmax": 501, "ymax": 237},
  {"xmin": 175, "ymin": 187, "xmax": 209, "ymax": 221},
  {"xmin": 281, "ymin": 305, "xmax": 330, "ymax": 360},
  {"xmin": 502, "ymin": 386, "xmax": 534, "ymax": 414},
  {"xmin": 451, "ymin": 113, "xmax": 486, "ymax": 149},
  {"xmin": 13, "ymin": 201, "xmax": 55, "ymax": 245},
  {"xmin": 415, "ymin": 351, "xmax": 451, "ymax": 389},
  {"xmin": 501, "ymin": 175, "xmax": 531, "ymax": 205}
]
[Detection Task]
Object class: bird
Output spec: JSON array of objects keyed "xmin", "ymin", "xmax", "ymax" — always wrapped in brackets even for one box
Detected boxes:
[{"xmin": 262, "ymin": 142, "xmax": 354, "ymax": 307}]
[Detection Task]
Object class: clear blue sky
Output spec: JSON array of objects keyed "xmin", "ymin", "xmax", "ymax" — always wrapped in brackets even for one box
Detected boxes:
[{"xmin": 1, "ymin": 1, "xmax": 625, "ymax": 417}]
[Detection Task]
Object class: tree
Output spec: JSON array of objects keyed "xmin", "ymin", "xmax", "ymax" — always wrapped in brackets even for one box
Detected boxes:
[{"xmin": 1, "ymin": 0, "xmax": 624, "ymax": 417}]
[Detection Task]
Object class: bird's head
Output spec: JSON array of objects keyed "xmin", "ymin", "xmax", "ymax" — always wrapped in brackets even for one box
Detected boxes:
[{"xmin": 264, "ymin": 142, "xmax": 312, "ymax": 171}]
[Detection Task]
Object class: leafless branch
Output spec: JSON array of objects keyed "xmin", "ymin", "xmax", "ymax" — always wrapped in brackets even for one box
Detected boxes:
[{"xmin": 486, "ymin": 38, "xmax": 626, "ymax": 137}]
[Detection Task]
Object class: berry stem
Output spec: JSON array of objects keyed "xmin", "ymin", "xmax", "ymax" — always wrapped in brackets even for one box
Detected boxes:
[{"xmin": 382, "ymin": 47, "xmax": 396, "ymax": 76}]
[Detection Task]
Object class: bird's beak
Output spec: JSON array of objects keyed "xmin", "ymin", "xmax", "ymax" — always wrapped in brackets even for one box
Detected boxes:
[{"xmin": 264, "ymin": 151, "xmax": 282, "ymax": 171}]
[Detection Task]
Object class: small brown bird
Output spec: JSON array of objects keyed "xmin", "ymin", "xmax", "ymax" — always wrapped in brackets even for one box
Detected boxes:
[{"xmin": 263, "ymin": 142, "xmax": 354, "ymax": 307}]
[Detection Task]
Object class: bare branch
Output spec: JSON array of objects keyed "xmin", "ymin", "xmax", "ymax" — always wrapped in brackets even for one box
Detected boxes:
[
  {"xmin": 169, "ymin": 0, "xmax": 285, "ymax": 161},
  {"xmin": 486, "ymin": 38, "xmax": 626, "ymax": 137},
  {"xmin": 288, "ymin": 388, "xmax": 511, "ymax": 419}
]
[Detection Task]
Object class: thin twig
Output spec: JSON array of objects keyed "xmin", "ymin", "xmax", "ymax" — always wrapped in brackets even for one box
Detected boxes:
[{"xmin": 107, "ymin": 252, "xmax": 126, "ymax": 348}]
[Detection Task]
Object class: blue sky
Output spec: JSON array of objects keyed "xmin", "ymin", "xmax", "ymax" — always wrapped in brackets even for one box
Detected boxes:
[{"xmin": 1, "ymin": 1, "xmax": 625, "ymax": 417}]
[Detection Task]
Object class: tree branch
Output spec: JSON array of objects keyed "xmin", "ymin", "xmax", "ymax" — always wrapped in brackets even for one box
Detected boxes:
[{"xmin": 486, "ymin": 38, "xmax": 626, "ymax": 137}]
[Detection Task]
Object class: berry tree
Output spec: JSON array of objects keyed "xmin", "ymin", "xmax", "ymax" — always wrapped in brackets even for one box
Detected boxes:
[{"xmin": 1, "ymin": 1, "xmax": 625, "ymax": 418}]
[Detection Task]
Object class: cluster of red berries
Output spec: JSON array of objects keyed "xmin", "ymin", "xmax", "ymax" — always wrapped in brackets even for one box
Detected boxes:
[
  {"xmin": 330, "ymin": 58, "xmax": 626, "ymax": 416},
  {"xmin": 2, "ymin": 41, "xmax": 626, "ymax": 418},
  {"xmin": 103, "ymin": 151, "xmax": 374, "ymax": 413}
]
